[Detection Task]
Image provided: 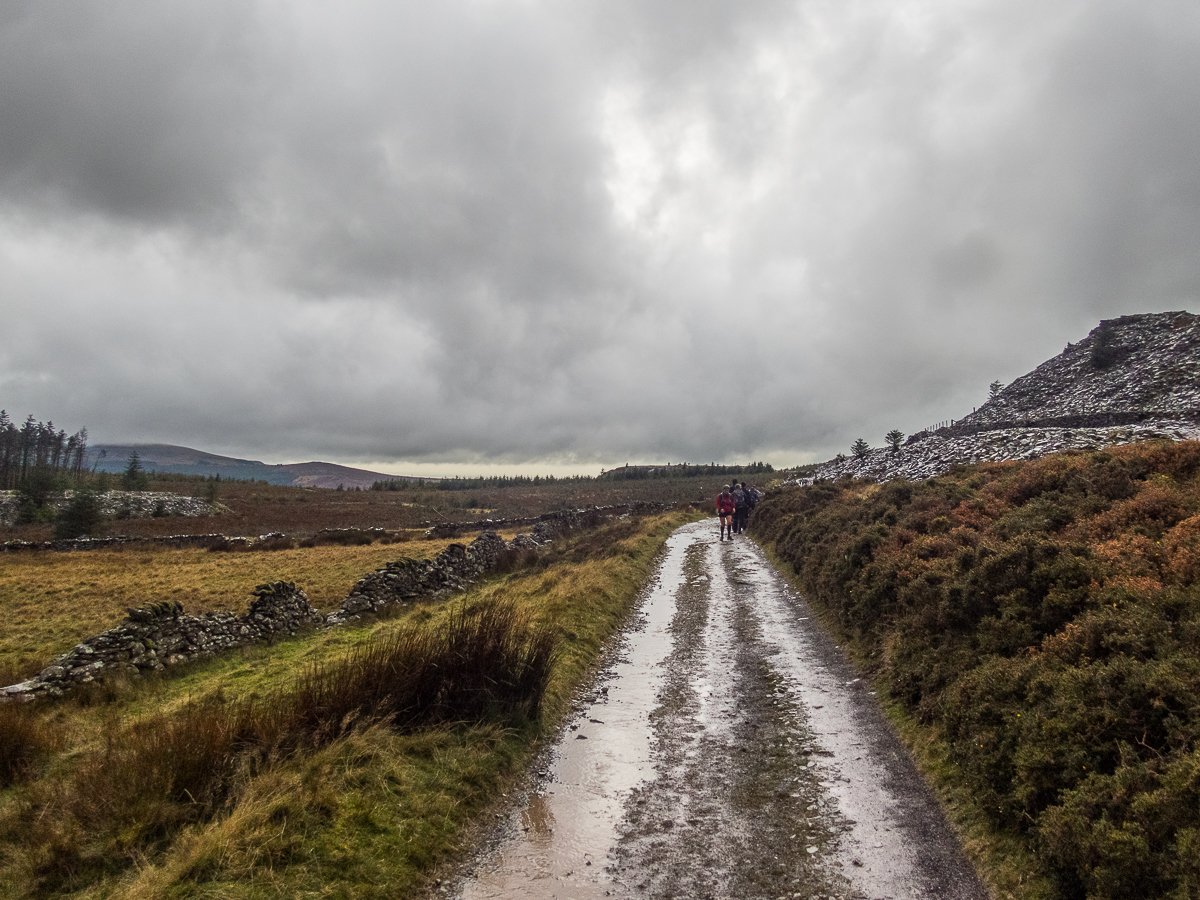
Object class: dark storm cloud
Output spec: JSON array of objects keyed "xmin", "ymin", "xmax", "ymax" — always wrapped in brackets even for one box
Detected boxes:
[
  {"xmin": 0, "ymin": 0, "xmax": 280, "ymax": 226},
  {"xmin": 3, "ymin": 0, "xmax": 1200, "ymax": 470}
]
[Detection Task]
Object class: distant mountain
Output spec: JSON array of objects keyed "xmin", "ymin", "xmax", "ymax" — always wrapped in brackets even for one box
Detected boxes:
[
  {"xmin": 90, "ymin": 443, "xmax": 428, "ymax": 489},
  {"xmin": 813, "ymin": 310, "xmax": 1200, "ymax": 482}
]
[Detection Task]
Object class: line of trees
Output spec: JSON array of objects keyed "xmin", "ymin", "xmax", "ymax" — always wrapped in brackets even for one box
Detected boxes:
[
  {"xmin": 0, "ymin": 411, "xmax": 90, "ymax": 491},
  {"xmin": 371, "ymin": 474, "xmax": 599, "ymax": 492},
  {"xmin": 371, "ymin": 463, "xmax": 778, "ymax": 491},
  {"xmin": 599, "ymin": 462, "xmax": 774, "ymax": 481}
]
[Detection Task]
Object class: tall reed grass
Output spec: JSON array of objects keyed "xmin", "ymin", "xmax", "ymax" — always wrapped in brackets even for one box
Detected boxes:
[
  {"xmin": 12, "ymin": 597, "xmax": 557, "ymax": 891},
  {"xmin": 0, "ymin": 702, "xmax": 58, "ymax": 788},
  {"xmin": 288, "ymin": 598, "xmax": 558, "ymax": 736}
]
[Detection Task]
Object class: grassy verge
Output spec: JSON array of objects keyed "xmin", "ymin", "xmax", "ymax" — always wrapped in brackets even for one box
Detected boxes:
[{"xmin": 0, "ymin": 510, "xmax": 695, "ymax": 899}]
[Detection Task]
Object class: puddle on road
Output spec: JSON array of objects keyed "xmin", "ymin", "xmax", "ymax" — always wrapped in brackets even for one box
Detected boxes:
[{"xmin": 455, "ymin": 528, "xmax": 697, "ymax": 900}]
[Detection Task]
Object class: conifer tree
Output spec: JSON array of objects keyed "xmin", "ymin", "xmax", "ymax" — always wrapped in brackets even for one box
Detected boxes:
[{"xmin": 121, "ymin": 451, "xmax": 149, "ymax": 491}]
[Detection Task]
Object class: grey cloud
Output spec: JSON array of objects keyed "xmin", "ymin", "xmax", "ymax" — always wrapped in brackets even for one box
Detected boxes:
[
  {"xmin": 0, "ymin": 0, "xmax": 281, "ymax": 227},
  {"xmin": 3, "ymin": 1, "xmax": 1200, "ymax": 469}
]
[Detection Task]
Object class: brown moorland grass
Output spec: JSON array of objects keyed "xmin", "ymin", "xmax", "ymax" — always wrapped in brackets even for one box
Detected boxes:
[
  {"xmin": 0, "ymin": 466, "xmax": 759, "ymax": 542},
  {"xmin": 0, "ymin": 538, "xmax": 465, "ymax": 684},
  {"xmin": 0, "ymin": 511, "xmax": 694, "ymax": 900}
]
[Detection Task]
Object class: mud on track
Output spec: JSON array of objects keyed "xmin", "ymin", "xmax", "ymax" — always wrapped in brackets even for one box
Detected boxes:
[{"xmin": 447, "ymin": 521, "xmax": 987, "ymax": 900}]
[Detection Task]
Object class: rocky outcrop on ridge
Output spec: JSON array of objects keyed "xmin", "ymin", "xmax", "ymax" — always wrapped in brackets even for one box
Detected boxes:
[{"xmin": 813, "ymin": 311, "xmax": 1200, "ymax": 482}]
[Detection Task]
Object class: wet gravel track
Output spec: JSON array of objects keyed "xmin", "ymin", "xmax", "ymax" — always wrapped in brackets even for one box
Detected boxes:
[{"xmin": 448, "ymin": 521, "xmax": 988, "ymax": 900}]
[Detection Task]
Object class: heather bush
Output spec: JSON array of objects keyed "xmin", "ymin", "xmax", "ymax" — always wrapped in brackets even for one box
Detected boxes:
[{"xmin": 752, "ymin": 441, "xmax": 1200, "ymax": 900}]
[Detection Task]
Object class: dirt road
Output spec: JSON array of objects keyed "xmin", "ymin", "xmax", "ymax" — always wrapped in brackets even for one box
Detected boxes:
[{"xmin": 447, "ymin": 521, "xmax": 988, "ymax": 900}]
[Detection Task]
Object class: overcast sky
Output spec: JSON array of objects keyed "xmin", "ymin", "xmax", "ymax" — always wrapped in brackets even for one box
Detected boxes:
[{"xmin": 3, "ymin": 0, "xmax": 1199, "ymax": 475}]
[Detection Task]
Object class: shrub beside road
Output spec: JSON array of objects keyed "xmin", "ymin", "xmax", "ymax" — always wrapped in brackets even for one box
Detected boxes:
[{"xmin": 752, "ymin": 441, "xmax": 1200, "ymax": 900}]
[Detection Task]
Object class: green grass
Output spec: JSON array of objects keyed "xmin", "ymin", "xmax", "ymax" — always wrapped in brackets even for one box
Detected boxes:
[{"xmin": 0, "ymin": 510, "xmax": 696, "ymax": 899}]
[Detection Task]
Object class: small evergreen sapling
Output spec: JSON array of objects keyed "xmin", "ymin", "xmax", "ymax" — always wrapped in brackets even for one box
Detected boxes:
[
  {"xmin": 851, "ymin": 438, "xmax": 870, "ymax": 459},
  {"xmin": 885, "ymin": 430, "xmax": 904, "ymax": 453},
  {"xmin": 121, "ymin": 451, "xmax": 149, "ymax": 492},
  {"xmin": 204, "ymin": 474, "xmax": 220, "ymax": 504},
  {"xmin": 54, "ymin": 490, "xmax": 102, "ymax": 539}
]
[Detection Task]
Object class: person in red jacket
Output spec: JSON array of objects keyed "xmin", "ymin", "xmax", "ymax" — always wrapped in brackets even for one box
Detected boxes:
[{"xmin": 716, "ymin": 485, "xmax": 735, "ymax": 540}]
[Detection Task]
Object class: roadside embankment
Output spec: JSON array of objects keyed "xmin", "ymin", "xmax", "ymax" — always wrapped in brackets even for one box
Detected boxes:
[{"xmin": 751, "ymin": 441, "xmax": 1200, "ymax": 900}]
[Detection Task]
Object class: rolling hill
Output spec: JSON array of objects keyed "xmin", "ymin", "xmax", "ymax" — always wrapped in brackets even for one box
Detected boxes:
[{"xmin": 90, "ymin": 443, "xmax": 427, "ymax": 490}]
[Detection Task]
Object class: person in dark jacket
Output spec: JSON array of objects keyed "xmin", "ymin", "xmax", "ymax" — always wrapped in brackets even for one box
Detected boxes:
[
  {"xmin": 731, "ymin": 482, "xmax": 748, "ymax": 533},
  {"xmin": 739, "ymin": 482, "xmax": 759, "ymax": 532}
]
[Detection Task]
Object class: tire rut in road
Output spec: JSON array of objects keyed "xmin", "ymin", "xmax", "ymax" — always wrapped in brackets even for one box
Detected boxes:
[
  {"xmin": 448, "ymin": 522, "xmax": 987, "ymax": 900},
  {"xmin": 609, "ymin": 537, "xmax": 855, "ymax": 900}
]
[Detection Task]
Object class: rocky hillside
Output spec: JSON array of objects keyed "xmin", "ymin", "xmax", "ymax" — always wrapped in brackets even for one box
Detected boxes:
[{"xmin": 814, "ymin": 311, "xmax": 1200, "ymax": 481}]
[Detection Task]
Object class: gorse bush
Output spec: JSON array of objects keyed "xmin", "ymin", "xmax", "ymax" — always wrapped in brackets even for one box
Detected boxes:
[{"xmin": 752, "ymin": 442, "xmax": 1200, "ymax": 900}]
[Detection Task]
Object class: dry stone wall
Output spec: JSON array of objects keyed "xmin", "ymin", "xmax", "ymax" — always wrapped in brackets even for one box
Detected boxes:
[
  {"xmin": 0, "ymin": 504, "xmax": 658, "ymax": 702},
  {"xmin": 3, "ymin": 533, "xmax": 234, "ymax": 553},
  {"xmin": 422, "ymin": 501, "xmax": 673, "ymax": 539},
  {"xmin": 19, "ymin": 584, "xmax": 324, "ymax": 696},
  {"xmin": 333, "ymin": 532, "xmax": 507, "ymax": 622},
  {"xmin": 1, "ymin": 529, "xmax": 509, "ymax": 701}
]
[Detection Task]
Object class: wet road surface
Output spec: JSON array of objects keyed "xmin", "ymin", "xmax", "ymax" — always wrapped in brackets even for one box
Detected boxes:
[{"xmin": 448, "ymin": 521, "xmax": 987, "ymax": 900}]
